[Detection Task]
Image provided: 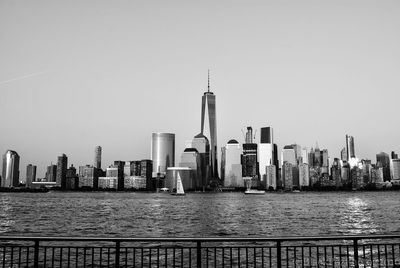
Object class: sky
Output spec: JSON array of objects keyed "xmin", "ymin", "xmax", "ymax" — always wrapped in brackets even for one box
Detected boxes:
[{"xmin": 1, "ymin": 0, "xmax": 399, "ymax": 179}]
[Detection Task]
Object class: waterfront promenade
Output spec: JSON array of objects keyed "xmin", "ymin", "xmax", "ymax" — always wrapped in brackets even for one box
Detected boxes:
[{"xmin": 1, "ymin": 234, "xmax": 400, "ymax": 267}]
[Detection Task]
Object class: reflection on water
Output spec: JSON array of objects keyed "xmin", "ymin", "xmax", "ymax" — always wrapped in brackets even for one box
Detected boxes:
[
  {"xmin": 0, "ymin": 191, "xmax": 399, "ymax": 237},
  {"xmin": 342, "ymin": 197, "xmax": 378, "ymax": 235},
  {"xmin": 0, "ymin": 196, "xmax": 15, "ymax": 234}
]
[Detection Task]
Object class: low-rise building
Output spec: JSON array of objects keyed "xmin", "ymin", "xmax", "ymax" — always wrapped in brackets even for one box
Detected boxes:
[{"xmin": 124, "ymin": 176, "xmax": 147, "ymax": 189}]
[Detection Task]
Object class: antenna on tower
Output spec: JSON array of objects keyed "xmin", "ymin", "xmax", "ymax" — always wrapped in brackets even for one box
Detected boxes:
[{"xmin": 207, "ymin": 69, "xmax": 210, "ymax": 93}]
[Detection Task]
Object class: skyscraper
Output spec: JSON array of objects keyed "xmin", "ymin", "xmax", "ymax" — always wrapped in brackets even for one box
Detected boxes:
[
  {"xmin": 1, "ymin": 150, "xmax": 20, "ymax": 187},
  {"xmin": 46, "ymin": 164, "xmax": 57, "ymax": 182},
  {"xmin": 180, "ymin": 148, "xmax": 202, "ymax": 189},
  {"xmin": 259, "ymin": 127, "xmax": 274, "ymax": 186},
  {"xmin": 391, "ymin": 159, "xmax": 400, "ymax": 182},
  {"xmin": 346, "ymin": 135, "xmax": 356, "ymax": 161},
  {"xmin": 151, "ymin": 133, "xmax": 175, "ymax": 177},
  {"xmin": 200, "ymin": 71, "xmax": 218, "ymax": 179},
  {"xmin": 301, "ymin": 148, "xmax": 308, "ymax": 164},
  {"xmin": 314, "ymin": 145, "xmax": 321, "ymax": 167},
  {"xmin": 266, "ymin": 165, "xmax": 277, "ymax": 190},
  {"xmin": 308, "ymin": 148, "xmax": 315, "ymax": 167},
  {"xmin": 114, "ymin": 160, "xmax": 126, "ymax": 191},
  {"xmin": 56, "ymin": 154, "xmax": 68, "ymax": 190},
  {"xmin": 281, "ymin": 145, "xmax": 297, "ymax": 166},
  {"xmin": 190, "ymin": 133, "xmax": 210, "ymax": 190},
  {"xmin": 282, "ymin": 162, "xmax": 293, "ymax": 190},
  {"xmin": 222, "ymin": 139, "xmax": 243, "ymax": 187},
  {"xmin": 322, "ymin": 149, "xmax": 329, "ymax": 167},
  {"xmin": 242, "ymin": 127, "xmax": 258, "ymax": 178},
  {"xmin": 340, "ymin": 147, "xmax": 347, "ymax": 162},
  {"xmin": 26, "ymin": 164, "xmax": 37, "ymax": 187},
  {"xmin": 94, "ymin": 146, "xmax": 102, "ymax": 169},
  {"xmin": 376, "ymin": 152, "xmax": 391, "ymax": 181}
]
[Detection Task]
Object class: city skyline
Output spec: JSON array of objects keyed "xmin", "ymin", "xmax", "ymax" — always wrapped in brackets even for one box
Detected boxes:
[{"xmin": 1, "ymin": 0, "xmax": 400, "ymax": 178}]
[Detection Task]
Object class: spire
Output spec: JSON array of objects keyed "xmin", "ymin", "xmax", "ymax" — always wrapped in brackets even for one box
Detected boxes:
[
  {"xmin": 207, "ymin": 69, "xmax": 210, "ymax": 93},
  {"xmin": 315, "ymin": 141, "xmax": 319, "ymax": 149}
]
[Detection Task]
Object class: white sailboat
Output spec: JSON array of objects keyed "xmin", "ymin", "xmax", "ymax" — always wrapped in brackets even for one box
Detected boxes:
[{"xmin": 171, "ymin": 173, "xmax": 185, "ymax": 196}]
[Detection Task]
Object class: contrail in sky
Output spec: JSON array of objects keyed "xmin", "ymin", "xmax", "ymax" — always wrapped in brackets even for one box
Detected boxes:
[{"xmin": 0, "ymin": 71, "xmax": 48, "ymax": 86}]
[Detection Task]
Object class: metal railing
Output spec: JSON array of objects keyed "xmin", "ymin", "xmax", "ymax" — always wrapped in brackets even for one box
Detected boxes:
[{"xmin": 1, "ymin": 234, "xmax": 400, "ymax": 267}]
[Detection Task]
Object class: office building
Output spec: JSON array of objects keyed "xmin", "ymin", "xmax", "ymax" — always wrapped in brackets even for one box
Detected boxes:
[
  {"xmin": 340, "ymin": 147, "xmax": 347, "ymax": 162},
  {"xmin": 45, "ymin": 165, "xmax": 57, "ymax": 182},
  {"xmin": 331, "ymin": 165, "xmax": 342, "ymax": 188},
  {"xmin": 309, "ymin": 167, "xmax": 320, "ymax": 187},
  {"xmin": 370, "ymin": 166, "xmax": 384, "ymax": 184},
  {"xmin": 113, "ymin": 161, "xmax": 125, "ymax": 190},
  {"xmin": 346, "ymin": 135, "xmax": 356, "ymax": 161},
  {"xmin": 299, "ymin": 163, "xmax": 309, "ymax": 188},
  {"xmin": 191, "ymin": 133, "xmax": 211, "ymax": 189},
  {"xmin": 140, "ymin": 160, "xmax": 153, "ymax": 190},
  {"xmin": 131, "ymin": 161, "xmax": 142, "ymax": 176},
  {"xmin": 291, "ymin": 144, "xmax": 302, "ymax": 163},
  {"xmin": 282, "ymin": 145, "xmax": 297, "ymax": 166},
  {"xmin": 392, "ymin": 159, "xmax": 400, "ymax": 182},
  {"xmin": 308, "ymin": 148, "xmax": 315, "ymax": 167},
  {"xmin": 266, "ymin": 165, "xmax": 277, "ymax": 190},
  {"xmin": 314, "ymin": 145, "xmax": 321, "ymax": 167},
  {"xmin": 341, "ymin": 164, "xmax": 351, "ymax": 185},
  {"xmin": 292, "ymin": 166, "xmax": 299, "ymax": 188},
  {"xmin": 98, "ymin": 177, "xmax": 118, "ymax": 189},
  {"xmin": 106, "ymin": 166, "xmax": 119, "ymax": 177},
  {"xmin": 26, "ymin": 164, "xmax": 37, "ymax": 188},
  {"xmin": 66, "ymin": 164, "xmax": 78, "ymax": 190},
  {"xmin": 94, "ymin": 146, "xmax": 102, "ymax": 169},
  {"xmin": 242, "ymin": 129, "xmax": 258, "ymax": 179},
  {"xmin": 124, "ymin": 161, "xmax": 133, "ymax": 177},
  {"xmin": 1, "ymin": 150, "xmax": 20, "ymax": 187},
  {"xmin": 376, "ymin": 152, "xmax": 391, "ymax": 181},
  {"xmin": 66, "ymin": 164, "xmax": 77, "ymax": 178},
  {"xmin": 322, "ymin": 149, "xmax": 329, "ymax": 167},
  {"xmin": 78, "ymin": 165, "xmax": 102, "ymax": 189},
  {"xmin": 180, "ymin": 148, "xmax": 202, "ymax": 189},
  {"xmin": 200, "ymin": 71, "xmax": 218, "ymax": 179},
  {"xmin": 222, "ymin": 140, "xmax": 243, "ymax": 188},
  {"xmin": 259, "ymin": 127, "xmax": 274, "ymax": 186},
  {"xmin": 351, "ymin": 166, "xmax": 363, "ymax": 189},
  {"xmin": 331, "ymin": 158, "xmax": 342, "ymax": 188},
  {"xmin": 220, "ymin": 147, "xmax": 226, "ymax": 181},
  {"xmin": 56, "ymin": 154, "xmax": 68, "ymax": 190},
  {"xmin": 124, "ymin": 176, "xmax": 147, "ymax": 189},
  {"xmin": 151, "ymin": 133, "xmax": 175, "ymax": 177},
  {"xmin": 282, "ymin": 162, "xmax": 293, "ymax": 190},
  {"xmin": 301, "ymin": 148, "xmax": 308, "ymax": 164}
]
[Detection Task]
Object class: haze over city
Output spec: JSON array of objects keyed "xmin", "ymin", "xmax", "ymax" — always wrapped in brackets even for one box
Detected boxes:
[{"xmin": 1, "ymin": 0, "xmax": 399, "ymax": 177}]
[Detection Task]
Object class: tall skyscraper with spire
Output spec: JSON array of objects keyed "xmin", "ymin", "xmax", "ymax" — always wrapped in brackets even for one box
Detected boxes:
[{"xmin": 200, "ymin": 70, "xmax": 218, "ymax": 179}]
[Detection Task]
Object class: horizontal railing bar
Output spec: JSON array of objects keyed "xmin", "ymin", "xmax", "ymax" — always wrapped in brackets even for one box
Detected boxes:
[{"xmin": 0, "ymin": 234, "xmax": 399, "ymax": 242}]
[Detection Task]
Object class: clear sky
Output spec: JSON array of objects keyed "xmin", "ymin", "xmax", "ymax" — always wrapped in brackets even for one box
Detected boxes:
[{"xmin": 1, "ymin": 0, "xmax": 399, "ymax": 179}]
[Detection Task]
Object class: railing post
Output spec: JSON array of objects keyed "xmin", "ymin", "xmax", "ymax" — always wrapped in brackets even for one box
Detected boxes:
[
  {"xmin": 353, "ymin": 239, "xmax": 359, "ymax": 268},
  {"xmin": 277, "ymin": 240, "xmax": 282, "ymax": 268},
  {"xmin": 34, "ymin": 240, "xmax": 39, "ymax": 268},
  {"xmin": 197, "ymin": 241, "xmax": 202, "ymax": 268},
  {"xmin": 115, "ymin": 241, "xmax": 120, "ymax": 268}
]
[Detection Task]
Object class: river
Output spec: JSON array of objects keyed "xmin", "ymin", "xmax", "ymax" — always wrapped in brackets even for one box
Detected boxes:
[{"xmin": 0, "ymin": 191, "xmax": 399, "ymax": 237}]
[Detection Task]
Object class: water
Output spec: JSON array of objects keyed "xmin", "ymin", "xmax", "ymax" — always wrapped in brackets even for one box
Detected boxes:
[{"xmin": 1, "ymin": 191, "xmax": 400, "ymax": 237}]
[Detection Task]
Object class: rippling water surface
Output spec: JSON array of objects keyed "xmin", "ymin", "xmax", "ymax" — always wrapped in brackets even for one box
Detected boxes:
[{"xmin": 1, "ymin": 191, "xmax": 399, "ymax": 237}]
